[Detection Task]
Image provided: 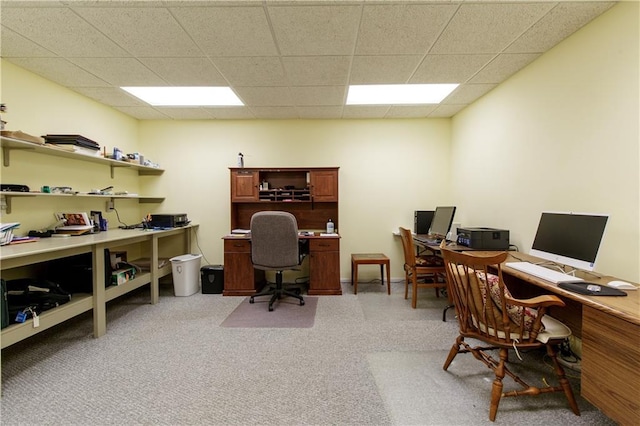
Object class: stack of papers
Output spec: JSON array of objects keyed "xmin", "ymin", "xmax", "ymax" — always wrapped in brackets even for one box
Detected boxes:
[
  {"xmin": 1, "ymin": 222, "xmax": 20, "ymax": 245},
  {"xmin": 231, "ymin": 229, "xmax": 250, "ymax": 234}
]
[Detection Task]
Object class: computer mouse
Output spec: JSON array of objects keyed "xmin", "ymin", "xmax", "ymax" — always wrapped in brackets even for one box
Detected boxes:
[{"xmin": 606, "ymin": 280, "xmax": 637, "ymax": 290}]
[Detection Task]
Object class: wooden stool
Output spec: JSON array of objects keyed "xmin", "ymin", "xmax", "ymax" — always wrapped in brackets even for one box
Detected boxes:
[{"xmin": 351, "ymin": 253, "xmax": 391, "ymax": 295}]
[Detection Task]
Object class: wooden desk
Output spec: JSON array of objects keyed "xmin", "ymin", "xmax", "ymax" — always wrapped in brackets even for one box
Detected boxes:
[
  {"xmin": 477, "ymin": 251, "xmax": 639, "ymax": 425},
  {"xmin": 1, "ymin": 226, "xmax": 195, "ymax": 348},
  {"xmin": 222, "ymin": 233, "xmax": 341, "ymax": 296}
]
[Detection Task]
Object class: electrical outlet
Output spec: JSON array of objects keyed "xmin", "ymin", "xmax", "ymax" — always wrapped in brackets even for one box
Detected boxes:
[{"xmin": 106, "ymin": 200, "xmax": 114, "ymax": 211}]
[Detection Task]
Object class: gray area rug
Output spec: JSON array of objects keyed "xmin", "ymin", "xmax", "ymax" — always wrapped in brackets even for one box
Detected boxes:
[
  {"xmin": 221, "ymin": 296, "xmax": 318, "ymax": 328},
  {"xmin": 0, "ymin": 280, "xmax": 616, "ymax": 425}
]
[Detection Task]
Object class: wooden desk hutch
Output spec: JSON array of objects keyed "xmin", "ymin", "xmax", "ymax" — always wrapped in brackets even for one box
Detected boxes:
[{"xmin": 225, "ymin": 167, "xmax": 341, "ymax": 297}]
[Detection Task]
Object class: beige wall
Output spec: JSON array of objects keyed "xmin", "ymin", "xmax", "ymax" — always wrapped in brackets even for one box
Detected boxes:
[
  {"xmin": 0, "ymin": 61, "xmax": 144, "ymax": 232},
  {"xmin": 137, "ymin": 119, "xmax": 452, "ymax": 278},
  {"xmin": 450, "ymin": 1, "xmax": 639, "ymax": 281},
  {"xmin": 2, "ymin": 1, "xmax": 638, "ymax": 282}
]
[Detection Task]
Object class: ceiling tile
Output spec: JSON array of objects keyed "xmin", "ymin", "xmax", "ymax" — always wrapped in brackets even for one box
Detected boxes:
[
  {"xmin": 469, "ymin": 53, "xmax": 541, "ymax": 84},
  {"xmin": 443, "ymin": 84, "xmax": 497, "ymax": 104},
  {"xmin": 113, "ymin": 106, "xmax": 171, "ymax": 120},
  {"xmin": 356, "ymin": 3, "xmax": 458, "ymax": 55},
  {"xmin": 153, "ymin": 107, "xmax": 216, "ymax": 120},
  {"xmin": 342, "ymin": 105, "xmax": 390, "ymax": 119},
  {"xmin": 1, "ymin": 7, "xmax": 129, "ymax": 57},
  {"xmin": 251, "ymin": 106, "xmax": 299, "ymax": 120},
  {"xmin": 1, "ymin": 1, "xmax": 67, "ymax": 6},
  {"xmin": 282, "ymin": 56, "xmax": 350, "ymax": 86},
  {"xmin": 5, "ymin": 57, "xmax": 111, "ymax": 87},
  {"xmin": 289, "ymin": 86, "xmax": 345, "ymax": 106},
  {"xmin": 428, "ymin": 104, "xmax": 467, "ymax": 118},
  {"xmin": 268, "ymin": 4, "xmax": 362, "ymax": 55},
  {"xmin": 350, "ymin": 55, "xmax": 423, "ymax": 84},
  {"xmin": 70, "ymin": 87, "xmax": 147, "ymax": 107},
  {"xmin": 71, "ymin": 57, "xmax": 167, "ymax": 86},
  {"xmin": 233, "ymin": 87, "xmax": 293, "ymax": 107},
  {"xmin": 0, "ymin": 1, "xmax": 618, "ymax": 120},
  {"xmin": 386, "ymin": 105, "xmax": 437, "ymax": 118},
  {"xmin": 72, "ymin": 7, "xmax": 202, "ymax": 57},
  {"xmin": 296, "ymin": 106, "xmax": 343, "ymax": 119},
  {"xmin": 431, "ymin": 2, "xmax": 555, "ymax": 54},
  {"xmin": 213, "ymin": 57, "xmax": 287, "ymax": 86},
  {"xmin": 210, "ymin": 107, "xmax": 256, "ymax": 120},
  {"xmin": 506, "ymin": 2, "xmax": 616, "ymax": 53},
  {"xmin": 138, "ymin": 57, "xmax": 228, "ymax": 86},
  {"xmin": 410, "ymin": 54, "xmax": 494, "ymax": 84},
  {"xmin": 171, "ymin": 5, "xmax": 278, "ymax": 57},
  {"xmin": 0, "ymin": 27, "xmax": 56, "ymax": 57}
]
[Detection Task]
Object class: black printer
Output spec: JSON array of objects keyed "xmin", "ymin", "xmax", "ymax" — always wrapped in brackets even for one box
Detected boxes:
[
  {"xmin": 457, "ymin": 227, "xmax": 509, "ymax": 250},
  {"xmin": 149, "ymin": 213, "xmax": 189, "ymax": 228}
]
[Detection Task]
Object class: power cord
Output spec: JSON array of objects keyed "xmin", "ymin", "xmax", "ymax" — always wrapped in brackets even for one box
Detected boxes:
[{"xmin": 191, "ymin": 226, "xmax": 211, "ymax": 265}]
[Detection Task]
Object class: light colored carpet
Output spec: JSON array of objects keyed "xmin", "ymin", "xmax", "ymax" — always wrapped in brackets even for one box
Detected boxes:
[
  {"xmin": 221, "ymin": 296, "xmax": 318, "ymax": 328},
  {"xmin": 0, "ymin": 279, "xmax": 615, "ymax": 425}
]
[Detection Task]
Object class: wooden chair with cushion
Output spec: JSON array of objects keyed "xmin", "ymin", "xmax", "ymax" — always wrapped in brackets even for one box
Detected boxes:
[
  {"xmin": 439, "ymin": 243, "xmax": 580, "ymax": 421},
  {"xmin": 399, "ymin": 227, "xmax": 447, "ymax": 309}
]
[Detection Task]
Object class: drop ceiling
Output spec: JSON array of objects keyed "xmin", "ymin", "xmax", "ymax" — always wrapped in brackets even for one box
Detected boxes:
[{"xmin": 0, "ymin": 0, "xmax": 616, "ymax": 120}]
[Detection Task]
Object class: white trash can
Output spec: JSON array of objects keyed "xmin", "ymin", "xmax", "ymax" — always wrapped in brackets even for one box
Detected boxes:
[{"xmin": 170, "ymin": 254, "xmax": 202, "ymax": 296}]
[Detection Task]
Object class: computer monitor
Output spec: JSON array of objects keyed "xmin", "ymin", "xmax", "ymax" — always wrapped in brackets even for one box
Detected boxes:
[
  {"xmin": 428, "ymin": 206, "xmax": 457, "ymax": 240},
  {"xmin": 414, "ymin": 210, "xmax": 435, "ymax": 234},
  {"xmin": 530, "ymin": 211, "xmax": 609, "ymax": 272}
]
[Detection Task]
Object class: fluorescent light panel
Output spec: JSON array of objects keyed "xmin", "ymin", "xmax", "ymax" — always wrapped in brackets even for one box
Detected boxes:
[
  {"xmin": 346, "ymin": 84, "xmax": 458, "ymax": 105},
  {"xmin": 121, "ymin": 86, "xmax": 243, "ymax": 106}
]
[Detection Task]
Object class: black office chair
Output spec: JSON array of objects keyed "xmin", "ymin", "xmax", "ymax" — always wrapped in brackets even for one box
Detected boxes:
[{"xmin": 249, "ymin": 211, "xmax": 306, "ymax": 311}]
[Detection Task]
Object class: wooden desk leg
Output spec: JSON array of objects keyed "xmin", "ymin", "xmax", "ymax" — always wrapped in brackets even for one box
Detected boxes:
[
  {"xmin": 92, "ymin": 243, "xmax": 107, "ymax": 338},
  {"xmin": 150, "ymin": 235, "xmax": 159, "ymax": 305},
  {"xmin": 353, "ymin": 261, "xmax": 359, "ymax": 294},
  {"xmin": 385, "ymin": 260, "xmax": 391, "ymax": 295}
]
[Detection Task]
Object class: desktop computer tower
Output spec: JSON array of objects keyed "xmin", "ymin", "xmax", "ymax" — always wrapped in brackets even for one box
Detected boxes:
[{"xmin": 414, "ymin": 210, "xmax": 435, "ymax": 235}]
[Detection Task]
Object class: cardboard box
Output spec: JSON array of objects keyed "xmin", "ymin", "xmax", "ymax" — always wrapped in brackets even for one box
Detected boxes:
[{"xmin": 111, "ymin": 267, "xmax": 136, "ymax": 286}]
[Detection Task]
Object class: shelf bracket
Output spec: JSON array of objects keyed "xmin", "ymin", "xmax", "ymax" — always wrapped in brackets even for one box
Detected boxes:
[
  {"xmin": 2, "ymin": 195, "xmax": 12, "ymax": 214},
  {"xmin": 3, "ymin": 146, "xmax": 10, "ymax": 167}
]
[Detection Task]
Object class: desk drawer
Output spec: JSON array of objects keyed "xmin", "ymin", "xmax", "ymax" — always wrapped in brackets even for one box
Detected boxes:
[
  {"xmin": 224, "ymin": 239, "xmax": 250, "ymax": 253},
  {"xmin": 309, "ymin": 238, "xmax": 339, "ymax": 252}
]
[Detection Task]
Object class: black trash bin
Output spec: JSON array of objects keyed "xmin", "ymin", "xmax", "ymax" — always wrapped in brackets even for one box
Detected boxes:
[{"xmin": 201, "ymin": 265, "xmax": 224, "ymax": 294}]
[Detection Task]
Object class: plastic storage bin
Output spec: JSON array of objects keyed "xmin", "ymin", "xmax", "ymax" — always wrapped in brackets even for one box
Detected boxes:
[
  {"xmin": 201, "ymin": 265, "xmax": 224, "ymax": 294},
  {"xmin": 170, "ymin": 254, "xmax": 202, "ymax": 296}
]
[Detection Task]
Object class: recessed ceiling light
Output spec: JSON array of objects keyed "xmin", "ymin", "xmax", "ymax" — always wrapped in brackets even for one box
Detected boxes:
[
  {"xmin": 121, "ymin": 86, "xmax": 244, "ymax": 106},
  {"xmin": 346, "ymin": 84, "xmax": 459, "ymax": 105}
]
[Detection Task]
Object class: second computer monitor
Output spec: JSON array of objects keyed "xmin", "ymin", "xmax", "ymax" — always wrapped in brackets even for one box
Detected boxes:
[
  {"xmin": 428, "ymin": 206, "xmax": 457, "ymax": 239},
  {"xmin": 414, "ymin": 210, "xmax": 435, "ymax": 234}
]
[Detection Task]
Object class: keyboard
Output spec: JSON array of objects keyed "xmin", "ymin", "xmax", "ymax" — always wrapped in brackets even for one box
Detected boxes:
[
  {"xmin": 505, "ymin": 262, "xmax": 584, "ymax": 284},
  {"xmin": 414, "ymin": 235, "xmax": 443, "ymax": 245}
]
